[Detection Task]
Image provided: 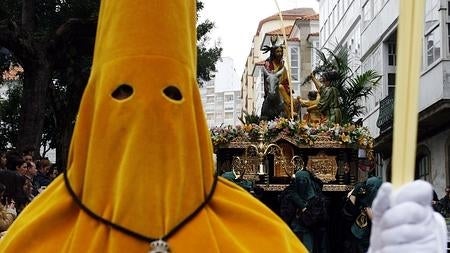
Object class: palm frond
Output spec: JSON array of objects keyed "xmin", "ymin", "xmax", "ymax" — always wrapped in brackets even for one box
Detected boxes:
[{"xmin": 312, "ymin": 46, "xmax": 381, "ymax": 124}]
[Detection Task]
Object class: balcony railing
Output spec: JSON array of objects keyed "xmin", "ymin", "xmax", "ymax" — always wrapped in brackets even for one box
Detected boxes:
[{"xmin": 376, "ymin": 94, "xmax": 395, "ymax": 132}]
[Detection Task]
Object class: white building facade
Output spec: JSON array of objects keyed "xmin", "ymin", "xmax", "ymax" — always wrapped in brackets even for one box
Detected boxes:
[
  {"xmin": 200, "ymin": 57, "xmax": 242, "ymax": 128},
  {"xmin": 319, "ymin": 0, "xmax": 450, "ymax": 196}
]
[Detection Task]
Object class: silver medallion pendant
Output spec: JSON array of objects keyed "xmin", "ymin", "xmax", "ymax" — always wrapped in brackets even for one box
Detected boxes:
[{"xmin": 149, "ymin": 239, "xmax": 170, "ymax": 253}]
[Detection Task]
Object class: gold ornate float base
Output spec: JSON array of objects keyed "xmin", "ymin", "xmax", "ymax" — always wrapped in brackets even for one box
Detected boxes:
[
  {"xmin": 256, "ymin": 184, "xmax": 353, "ymax": 192},
  {"xmin": 306, "ymin": 152, "xmax": 338, "ymax": 183}
]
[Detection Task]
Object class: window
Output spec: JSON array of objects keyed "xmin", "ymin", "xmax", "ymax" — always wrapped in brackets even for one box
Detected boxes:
[
  {"xmin": 387, "ymin": 73, "xmax": 395, "ymax": 96},
  {"xmin": 224, "ymin": 105, "xmax": 234, "ymax": 111},
  {"xmin": 224, "ymin": 112, "xmax": 233, "ymax": 120},
  {"xmin": 330, "ymin": 10, "xmax": 334, "ymax": 29},
  {"xmin": 415, "ymin": 146, "xmax": 431, "ymax": 182},
  {"xmin": 205, "ymin": 103, "xmax": 215, "ymax": 112},
  {"xmin": 423, "ymin": 0, "xmax": 440, "ymax": 66},
  {"xmin": 362, "ymin": 1, "xmax": 372, "ymax": 27},
  {"xmin": 311, "ymin": 41, "xmax": 321, "ymax": 70},
  {"xmin": 260, "ymin": 70, "xmax": 265, "ymax": 92},
  {"xmin": 447, "ymin": 136, "xmax": 450, "ymax": 184},
  {"xmin": 337, "ymin": 2, "xmax": 340, "ymax": 22},
  {"xmin": 425, "ymin": 0, "xmax": 439, "ymax": 32},
  {"xmin": 448, "ymin": 1, "xmax": 450, "ymax": 17},
  {"xmin": 206, "ymin": 87, "xmax": 214, "ymax": 95},
  {"xmin": 335, "ymin": 6, "xmax": 339, "ymax": 25},
  {"xmin": 425, "ymin": 28, "xmax": 441, "ymax": 66},
  {"xmin": 290, "ymin": 46, "xmax": 300, "ymax": 82},
  {"xmin": 353, "ymin": 31, "xmax": 361, "ymax": 57},
  {"xmin": 333, "ymin": 7, "xmax": 337, "ymax": 28},
  {"xmin": 224, "ymin": 94, "xmax": 233, "ymax": 102},
  {"xmin": 327, "ymin": 20, "xmax": 330, "ymax": 38},
  {"xmin": 387, "ymin": 42, "xmax": 396, "ymax": 66},
  {"xmin": 448, "ymin": 25, "xmax": 450, "ymax": 53},
  {"xmin": 373, "ymin": 0, "xmax": 383, "ymax": 15},
  {"xmin": 206, "ymin": 96, "xmax": 214, "ymax": 103}
]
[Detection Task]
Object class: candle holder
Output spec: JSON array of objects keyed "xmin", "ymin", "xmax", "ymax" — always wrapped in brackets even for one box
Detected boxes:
[{"xmin": 246, "ymin": 132, "xmax": 284, "ymax": 186}]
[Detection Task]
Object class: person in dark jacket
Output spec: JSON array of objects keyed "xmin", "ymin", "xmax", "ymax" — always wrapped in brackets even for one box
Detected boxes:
[
  {"xmin": 290, "ymin": 169, "xmax": 328, "ymax": 253},
  {"xmin": 343, "ymin": 176, "xmax": 382, "ymax": 253},
  {"xmin": 34, "ymin": 159, "xmax": 52, "ymax": 191}
]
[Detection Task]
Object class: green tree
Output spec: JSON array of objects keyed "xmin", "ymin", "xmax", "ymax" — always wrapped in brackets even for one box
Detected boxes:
[
  {"xmin": 0, "ymin": 80, "xmax": 22, "ymax": 150},
  {"xmin": 1, "ymin": 0, "xmax": 221, "ymax": 167},
  {"xmin": 197, "ymin": 1, "xmax": 222, "ymax": 83},
  {"xmin": 312, "ymin": 47, "xmax": 381, "ymax": 124},
  {"xmin": 0, "ymin": 0, "xmax": 99, "ymax": 154}
]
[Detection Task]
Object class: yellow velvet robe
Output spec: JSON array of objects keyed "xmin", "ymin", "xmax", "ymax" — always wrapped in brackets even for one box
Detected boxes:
[{"xmin": 0, "ymin": 1, "xmax": 307, "ymax": 252}]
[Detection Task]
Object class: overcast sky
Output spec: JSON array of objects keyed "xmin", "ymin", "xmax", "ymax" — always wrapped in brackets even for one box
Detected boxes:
[{"xmin": 201, "ymin": 0, "xmax": 319, "ymax": 77}]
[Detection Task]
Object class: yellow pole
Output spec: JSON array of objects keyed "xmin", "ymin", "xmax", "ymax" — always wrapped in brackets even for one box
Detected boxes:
[
  {"xmin": 391, "ymin": 0, "xmax": 425, "ymax": 188},
  {"xmin": 273, "ymin": 0, "xmax": 294, "ymax": 119}
]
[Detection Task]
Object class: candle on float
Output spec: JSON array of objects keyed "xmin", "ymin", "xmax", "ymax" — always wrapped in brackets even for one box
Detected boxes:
[
  {"xmin": 391, "ymin": 0, "xmax": 425, "ymax": 188},
  {"xmin": 259, "ymin": 163, "xmax": 265, "ymax": 175}
]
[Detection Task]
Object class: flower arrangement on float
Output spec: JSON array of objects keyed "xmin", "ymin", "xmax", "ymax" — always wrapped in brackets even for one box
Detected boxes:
[{"xmin": 210, "ymin": 117, "xmax": 374, "ymax": 158}]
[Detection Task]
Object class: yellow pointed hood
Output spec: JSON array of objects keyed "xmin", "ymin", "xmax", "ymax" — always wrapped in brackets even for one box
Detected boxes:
[
  {"xmin": 0, "ymin": 1, "xmax": 307, "ymax": 252},
  {"xmin": 67, "ymin": 0, "xmax": 214, "ymax": 236}
]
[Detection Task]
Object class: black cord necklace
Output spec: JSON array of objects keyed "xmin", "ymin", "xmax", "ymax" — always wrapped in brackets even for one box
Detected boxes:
[{"xmin": 63, "ymin": 169, "xmax": 218, "ymax": 253}]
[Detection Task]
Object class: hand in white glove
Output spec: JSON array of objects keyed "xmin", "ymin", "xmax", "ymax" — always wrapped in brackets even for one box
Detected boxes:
[{"xmin": 368, "ymin": 180, "xmax": 447, "ymax": 253}]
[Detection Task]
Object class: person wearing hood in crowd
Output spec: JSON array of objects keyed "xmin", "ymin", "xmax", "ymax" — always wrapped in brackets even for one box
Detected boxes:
[
  {"xmin": 221, "ymin": 170, "xmax": 253, "ymax": 193},
  {"xmin": 290, "ymin": 168, "xmax": 329, "ymax": 253},
  {"xmin": 342, "ymin": 176, "xmax": 383, "ymax": 252}
]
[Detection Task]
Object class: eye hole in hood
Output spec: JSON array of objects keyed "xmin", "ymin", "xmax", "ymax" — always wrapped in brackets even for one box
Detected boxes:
[
  {"xmin": 112, "ymin": 84, "xmax": 134, "ymax": 100},
  {"xmin": 163, "ymin": 85, "xmax": 183, "ymax": 101}
]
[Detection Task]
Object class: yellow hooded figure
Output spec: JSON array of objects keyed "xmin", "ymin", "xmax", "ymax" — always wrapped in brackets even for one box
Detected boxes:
[{"xmin": 0, "ymin": 0, "xmax": 306, "ymax": 252}]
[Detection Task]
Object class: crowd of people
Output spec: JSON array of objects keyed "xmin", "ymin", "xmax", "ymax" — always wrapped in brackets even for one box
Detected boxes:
[
  {"xmin": 223, "ymin": 163, "xmax": 449, "ymax": 253},
  {"xmin": 0, "ymin": 148, "xmax": 60, "ymax": 235}
]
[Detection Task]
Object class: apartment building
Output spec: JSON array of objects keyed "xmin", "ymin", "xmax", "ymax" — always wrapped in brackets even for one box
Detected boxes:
[
  {"xmin": 200, "ymin": 57, "xmax": 242, "ymax": 128},
  {"xmin": 319, "ymin": 0, "xmax": 450, "ymax": 195},
  {"xmin": 241, "ymin": 8, "xmax": 320, "ymax": 117}
]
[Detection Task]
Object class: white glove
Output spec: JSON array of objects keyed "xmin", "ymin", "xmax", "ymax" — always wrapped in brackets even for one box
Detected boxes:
[{"xmin": 368, "ymin": 180, "xmax": 447, "ymax": 253}]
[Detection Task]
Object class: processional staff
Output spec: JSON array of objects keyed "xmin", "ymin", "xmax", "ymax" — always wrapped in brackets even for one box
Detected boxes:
[
  {"xmin": 391, "ymin": 0, "xmax": 424, "ymax": 188},
  {"xmin": 274, "ymin": 0, "xmax": 294, "ymax": 120}
]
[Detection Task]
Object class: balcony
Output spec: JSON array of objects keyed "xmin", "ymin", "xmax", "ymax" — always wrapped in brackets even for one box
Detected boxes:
[
  {"xmin": 376, "ymin": 94, "xmax": 394, "ymax": 133},
  {"xmin": 375, "ymin": 94, "xmax": 450, "ymax": 156}
]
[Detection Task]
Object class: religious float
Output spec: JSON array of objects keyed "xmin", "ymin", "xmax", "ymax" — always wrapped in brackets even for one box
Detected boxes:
[
  {"xmin": 212, "ymin": 33, "xmax": 380, "ymax": 251},
  {"xmin": 211, "ymin": 118, "xmax": 375, "ymax": 251},
  {"xmin": 211, "ymin": 118, "xmax": 374, "ymax": 197}
]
